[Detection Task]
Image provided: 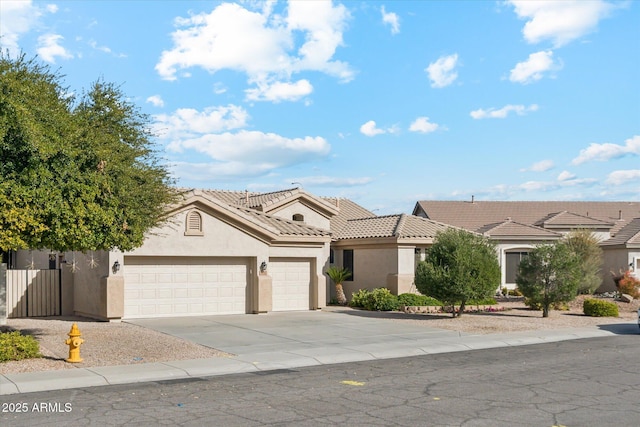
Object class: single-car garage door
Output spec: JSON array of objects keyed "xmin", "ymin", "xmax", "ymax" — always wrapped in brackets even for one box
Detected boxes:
[
  {"xmin": 124, "ymin": 256, "xmax": 248, "ymax": 318},
  {"xmin": 270, "ymin": 258, "xmax": 311, "ymax": 311}
]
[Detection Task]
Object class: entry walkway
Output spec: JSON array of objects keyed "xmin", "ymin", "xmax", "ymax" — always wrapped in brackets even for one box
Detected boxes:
[{"xmin": 1, "ymin": 309, "xmax": 634, "ymax": 395}]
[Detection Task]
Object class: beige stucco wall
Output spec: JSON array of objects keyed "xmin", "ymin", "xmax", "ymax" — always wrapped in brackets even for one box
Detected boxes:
[
  {"xmin": 270, "ymin": 201, "xmax": 331, "ymax": 230},
  {"xmin": 127, "ymin": 208, "xmax": 270, "ymax": 259},
  {"xmin": 601, "ymin": 247, "xmax": 640, "ymax": 292},
  {"xmin": 330, "ymin": 247, "xmax": 398, "ymax": 301}
]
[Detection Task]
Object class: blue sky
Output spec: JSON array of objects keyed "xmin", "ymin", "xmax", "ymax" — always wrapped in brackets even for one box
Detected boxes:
[{"xmin": 2, "ymin": 0, "xmax": 639, "ymax": 214}]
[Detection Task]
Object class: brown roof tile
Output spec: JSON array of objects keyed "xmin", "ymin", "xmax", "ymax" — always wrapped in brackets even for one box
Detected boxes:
[
  {"xmin": 335, "ymin": 214, "xmax": 453, "ymax": 240},
  {"xmin": 534, "ymin": 211, "xmax": 614, "ymax": 228},
  {"xmin": 414, "ymin": 201, "xmax": 640, "ymax": 234},
  {"xmin": 601, "ymin": 218, "xmax": 640, "ymax": 247},
  {"xmin": 478, "ymin": 220, "xmax": 562, "ymax": 239}
]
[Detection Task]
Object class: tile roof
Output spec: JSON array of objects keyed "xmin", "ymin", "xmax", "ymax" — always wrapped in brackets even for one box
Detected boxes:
[
  {"xmin": 201, "ymin": 188, "xmax": 339, "ymax": 215},
  {"xmin": 181, "ymin": 189, "xmax": 331, "ymax": 239},
  {"xmin": 414, "ymin": 201, "xmax": 640, "ymax": 234},
  {"xmin": 478, "ymin": 220, "xmax": 563, "ymax": 239},
  {"xmin": 601, "ymin": 218, "xmax": 640, "ymax": 247},
  {"xmin": 334, "ymin": 214, "xmax": 452, "ymax": 240},
  {"xmin": 232, "ymin": 206, "xmax": 331, "ymax": 237},
  {"xmin": 322, "ymin": 197, "xmax": 376, "ymax": 235},
  {"xmin": 534, "ymin": 211, "xmax": 614, "ymax": 228}
]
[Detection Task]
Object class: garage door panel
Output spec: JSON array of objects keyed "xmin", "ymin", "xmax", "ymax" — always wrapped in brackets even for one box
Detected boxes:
[
  {"xmin": 270, "ymin": 259, "xmax": 311, "ymax": 312},
  {"xmin": 124, "ymin": 256, "xmax": 248, "ymax": 318}
]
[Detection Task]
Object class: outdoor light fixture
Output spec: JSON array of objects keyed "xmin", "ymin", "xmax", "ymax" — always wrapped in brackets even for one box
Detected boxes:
[
  {"xmin": 260, "ymin": 261, "xmax": 267, "ymax": 273},
  {"xmin": 112, "ymin": 260, "xmax": 121, "ymax": 274}
]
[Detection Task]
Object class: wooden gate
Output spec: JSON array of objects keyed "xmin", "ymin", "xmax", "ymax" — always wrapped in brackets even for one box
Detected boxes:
[{"xmin": 6, "ymin": 269, "xmax": 61, "ymax": 317}]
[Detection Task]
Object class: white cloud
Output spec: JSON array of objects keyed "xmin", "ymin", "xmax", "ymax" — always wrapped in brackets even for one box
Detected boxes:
[
  {"xmin": 557, "ymin": 170, "xmax": 575, "ymax": 181},
  {"xmin": 291, "ymin": 175, "xmax": 373, "ymax": 187},
  {"xmin": 520, "ymin": 159, "xmax": 554, "ymax": 172},
  {"xmin": 245, "ymin": 79, "xmax": 313, "ymax": 102},
  {"xmin": 507, "ymin": 0, "xmax": 614, "ymax": 47},
  {"xmin": 509, "ymin": 50, "xmax": 559, "ymax": 84},
  {"xmin": 168, "ymin": 130, "xmax": 330, "ymax": 176},
  {"xmin": 605, "ymin": 170, "xmax": 640, "ymax": 185},
  {"xmin": 572, "ymin": 135, "xmax": 640, "ymax": 165},
  {"xmin": 155, "ymin": 1, "xmax": 352, "ymax": 102},
  {"xmin": 155, "ymin": 104, "xmax": 329, "ymax": 179},
  {"xmin": 146, "ymin": 95, "xmax": 165, "ymax": 108},
  {"xmin": 153, "ymin": 105, "xmax": 249, "ymax": 142},
  {"xmin": 409, "ymin": 117, "xmax": 440, "ymax": 134},
  {"xmin": 360, "ymin": 120, "xmax": 386, "ymax": 137},
  {"xmin": 425, "ymin": 54, "xmax": 459, "ymax": 88},
  {"xmin": 36, "ymin": 34, "xmax": 73, "ymax": 63},
  {"xmin": 381, "ymin": 6, "xmax": 400, "ymax": 35},
  {"xmin": 471, "ymin": 104, "xmax": 538, "ymax": 119},
  {"xmin": 0, "ymin": 0, "xmax": 43, "ymax": 55}
]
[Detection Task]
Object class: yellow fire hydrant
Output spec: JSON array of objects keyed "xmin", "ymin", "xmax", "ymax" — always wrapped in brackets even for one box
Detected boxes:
[{"xmin": 65, "ymin": 323, "xmax": 84, "ymax": 363}]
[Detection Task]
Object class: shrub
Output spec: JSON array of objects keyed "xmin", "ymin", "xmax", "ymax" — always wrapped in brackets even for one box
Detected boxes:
[
  {"xmin": 0, "ymin": 331, "xmax": 42, "ymax": 362},
  {"xmin": 363, "ymin": 288, "xmax": 399, "ymax": 311},
  {"xmin": 616, "ymin": 271, "xmax": 640, "ymax": 298},
  {"xmin": 583, "ymin": 299, "xmax": 619, "ymax": 317},
  {"xmin": 349, "ymin": 289, "xmax": 370, "ymax": 308},
  {"xmin": 397, "ymin": 293, "xmax": 442, "ymax": 307},
  {"xmin": 509, "ymin": 289, "xmax": 523, "ymax": 297}
]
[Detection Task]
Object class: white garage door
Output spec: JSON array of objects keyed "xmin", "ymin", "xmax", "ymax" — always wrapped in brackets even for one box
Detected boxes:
[
  {"xmin": 270, "ymin": 259, "xmax": 311, "ymax": 311},
  {"xmin": 124, "ymin": 256, "xmax": 248, "ymax": 318}
]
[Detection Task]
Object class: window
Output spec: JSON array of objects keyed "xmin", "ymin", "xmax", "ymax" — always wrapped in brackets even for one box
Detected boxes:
[
  {"xmin": 343, "ymin": 249, "xmax": 354, "ymax": 281},
  {"xmin": 292, "ymin": 213, "xmax": 304, "ymax": 222},
  {"xmin": 185, "ymin": 210, "xmax": 203, "ymax": 236},
  {"xmin": 505, "ymin": 251, "xmax": 528, "ymax": 284},
  {"xmin": 329, "ymin": 249, "xmax": 334, "ymax": 264}
]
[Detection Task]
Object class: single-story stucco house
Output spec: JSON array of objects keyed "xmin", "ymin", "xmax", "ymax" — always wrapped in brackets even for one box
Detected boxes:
[
  {"xmin": 3, "ymin": 188, "xmax": 455, "ymax": 321},
  {"xmin": 412, "ymin": 199, "xmax": 640, "ymax": 292}
]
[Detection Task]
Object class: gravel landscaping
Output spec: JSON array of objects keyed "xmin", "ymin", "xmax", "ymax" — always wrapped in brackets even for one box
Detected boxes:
[{"xmin": 1, "ymin": 296, "xmax": 638, "ymax": 375}]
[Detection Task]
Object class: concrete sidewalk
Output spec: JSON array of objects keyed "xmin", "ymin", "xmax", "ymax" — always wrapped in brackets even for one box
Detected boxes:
[{"xmin": 1, "ymin": 309, "xmax": 636, "ymax": 395}]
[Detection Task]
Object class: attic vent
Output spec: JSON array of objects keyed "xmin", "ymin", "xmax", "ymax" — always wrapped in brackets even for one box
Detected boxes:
[
  {"xmin": 292, "ymin": 213, "xmax": 304, "ymax": 222},
  {"xmin": 185, "ymin": 210, "xmax": 204, "ymax": 236}
]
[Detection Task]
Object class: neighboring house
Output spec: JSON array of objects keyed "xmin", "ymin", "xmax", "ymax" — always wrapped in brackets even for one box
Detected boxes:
[
  {"xmin": 6, "ymin": 187, "xmax": 455, "ymax": 320},
  {"xmin": 413, "ymin": 200, "xmax": 640, "ymax": 292},
  {"xmin": 329, "ymin": 214, "xmax": 454, "ymax": 300}
]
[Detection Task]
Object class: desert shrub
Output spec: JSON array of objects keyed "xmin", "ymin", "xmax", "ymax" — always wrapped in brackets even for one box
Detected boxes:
[
  {"xmin": 349, "ymin": 289, "xmax": 370, "ymax": 308},
  {"xmin": 397, "ymin": 293, "xmax": 442, "ymax": 307},
  {"xmin": 616, "ymin": 271, "xmax": 640, "ymax": 298},
  {"xmin": 509, "ymin": 289, "xmax": 523, "ymax": 297},
  {"xmin": 0, "ymin": 331, "xmax": 42, "ymax": 362},
  {"xmin": 363, "ymin": 288, "xmax": 399, "ymax": 311},
  {"xmin": 583, "ymin": 299, "xmax": 619, "ymax": 317}
]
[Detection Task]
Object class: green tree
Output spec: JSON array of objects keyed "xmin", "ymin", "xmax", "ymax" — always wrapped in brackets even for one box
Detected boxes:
[
  {"xmin": 415, "ymin": 228, "xmax": 501, "ymax": 317},
  {"xmin": 0, "ymin": 54, "xmax": 176, "ymax": 253},
  {"xmin": 326, "ymin": 265, "xmax": 352, "ymax": 305},
  {"xmin": 516, "ymin": 243, "xmax": 581, "ymax": 317},
  {"xmin": 564, "ymin": 229, "xmax": 603, "ymax": 294}
]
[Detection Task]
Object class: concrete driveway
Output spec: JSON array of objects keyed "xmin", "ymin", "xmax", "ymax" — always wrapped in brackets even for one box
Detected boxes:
[{"xmin": 127, "ymin": 308, "xmax": 461, "ymax": 364}]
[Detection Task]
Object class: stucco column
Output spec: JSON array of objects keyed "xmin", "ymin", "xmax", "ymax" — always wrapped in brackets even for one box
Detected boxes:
[
  {"xmin": 254, "ymin": 272, "xmax": 272, "ymax": 313},
  {"xmin": 100, "ymin": 276, "xmax": 124, "ymax": 321}
]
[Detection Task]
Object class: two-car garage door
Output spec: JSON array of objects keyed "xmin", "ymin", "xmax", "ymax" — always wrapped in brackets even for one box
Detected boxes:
[
  {"xmin": 123, "ymin": 256, "xmax": 313, "ymax": 318},
  {"xmin": 124, "ymin": 256, "xmax": 248, "ymax": 319}
]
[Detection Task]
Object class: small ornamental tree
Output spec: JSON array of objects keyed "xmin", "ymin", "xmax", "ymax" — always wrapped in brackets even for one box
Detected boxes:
[
  {"xmin": 415, "ymin": 228, "xmax": 501, "ymax": 317},
  {"xmin": 326, "ymin": 266, "xmax": 352, "ymax": 305},
  {"xmin": 516, "ymin": 242, "xmax": 581, "ymax": 317},
  {"xmin": 564, "ymin": 229, "xmax": 603, "ymax": 294}
]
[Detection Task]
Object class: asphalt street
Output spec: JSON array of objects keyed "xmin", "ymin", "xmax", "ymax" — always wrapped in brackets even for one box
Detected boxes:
[{"xmin": 2, "ymin": 335, "xmax": 639, "ymax": 427}]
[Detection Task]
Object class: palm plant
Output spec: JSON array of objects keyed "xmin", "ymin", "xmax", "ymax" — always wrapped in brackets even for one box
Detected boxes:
[{"xmin": 326, "ymin": 266, "xmax": 352, "ymax": 305}]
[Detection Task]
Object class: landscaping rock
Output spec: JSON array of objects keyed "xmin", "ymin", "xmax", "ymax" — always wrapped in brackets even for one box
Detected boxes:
[{"xmin": 620, "ymin": 293, "xmax": 634, "ymax": 303}]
